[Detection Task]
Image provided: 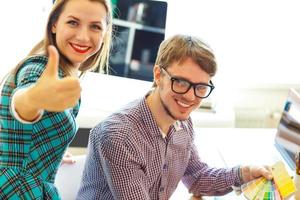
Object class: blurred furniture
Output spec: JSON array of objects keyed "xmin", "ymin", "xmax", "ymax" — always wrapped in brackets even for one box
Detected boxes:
[
  {"xmin": 172, "ymin": 128, "xmax": 295, "ymax": 200},
  {"xmin": 56, "ymin": 128, "xmax": 295, "ymax": 199},
  {"xmin": 55, "ymin": 155, "xmax": 86, "ymax": 200},
  {"xmin": 109, "ymin": 0, "xmax": 167, "ymax": 81}
]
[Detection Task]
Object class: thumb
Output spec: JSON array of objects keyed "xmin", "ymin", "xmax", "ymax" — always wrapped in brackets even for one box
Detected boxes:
[{"xmin": 44, "ymin": 45, "xmax": 60, "ymax": 78}]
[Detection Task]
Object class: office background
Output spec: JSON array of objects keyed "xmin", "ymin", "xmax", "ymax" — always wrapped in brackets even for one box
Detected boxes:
[
  {"xmin": 1, "ymin": 1, "xmax": 299, "ymax": 199},
  {"xmin": 1, "ymin": 0, "xmax": 300, "ymax": 129}
]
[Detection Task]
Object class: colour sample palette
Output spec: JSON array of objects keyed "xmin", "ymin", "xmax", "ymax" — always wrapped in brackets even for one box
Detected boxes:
[
  {"xmin": 241, "ymin": 161, "xmax": 296, "ymax": 200},
  {"xmin": 271, "ymin": 161, "xmax": 296, "ymax": 199},
  {"xmin": 242, "ymin": 177, "xmax": 267, "ymax": 199}
]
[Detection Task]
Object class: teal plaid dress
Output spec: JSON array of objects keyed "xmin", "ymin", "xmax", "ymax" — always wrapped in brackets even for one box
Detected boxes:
[{"xmin": 0, "ymin": 56, "xmax": 80, "ymax": 199}]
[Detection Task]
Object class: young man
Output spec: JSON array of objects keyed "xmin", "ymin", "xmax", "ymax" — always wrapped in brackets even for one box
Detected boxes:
[{"xmin": 77, "ymin": 35, "xmax": 272, "ymax": 200}]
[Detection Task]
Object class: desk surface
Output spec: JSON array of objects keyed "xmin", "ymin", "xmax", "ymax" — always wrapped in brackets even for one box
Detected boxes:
[{"xmin": 170, "ymin": 128, "xmax": 296, "ymax": 200}]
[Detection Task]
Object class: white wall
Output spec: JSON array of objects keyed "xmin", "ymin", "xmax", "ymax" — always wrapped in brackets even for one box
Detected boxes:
[
  {"xmin": 165, "ymin": 0, "xmax": 300, "ymax": 127},
  {"xmin": 166, "ymin": 0, "xmax": 300, "ymax": 85},
  {"xmin": 0, "ymin": 0, "xmax": 52, "ymax": 79},
  {"xmin": 2, "ymin": 0, "xmax": 300, "ymax": 127}
]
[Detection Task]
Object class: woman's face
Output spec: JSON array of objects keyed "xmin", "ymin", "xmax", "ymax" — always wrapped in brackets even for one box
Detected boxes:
[{"xmin": 52, "ymin": 0, "xmax": 107, "ymax": 68}]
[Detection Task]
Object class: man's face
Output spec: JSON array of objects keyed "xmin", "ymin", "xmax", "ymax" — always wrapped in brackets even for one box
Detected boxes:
[{"xmin": 156, "ymin": 57, "xmax": 211, "ymax": 121}]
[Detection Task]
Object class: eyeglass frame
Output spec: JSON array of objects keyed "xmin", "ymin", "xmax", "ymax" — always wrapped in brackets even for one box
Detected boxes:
[{"xmin": 160, "ymin": 67, "xmax": 215, "ymax": 99}]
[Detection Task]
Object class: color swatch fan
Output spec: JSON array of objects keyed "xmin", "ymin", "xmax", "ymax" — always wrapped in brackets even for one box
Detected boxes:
[{"xmin": 242, "ymin": 161, "xmax": 296, "ymax": 200}]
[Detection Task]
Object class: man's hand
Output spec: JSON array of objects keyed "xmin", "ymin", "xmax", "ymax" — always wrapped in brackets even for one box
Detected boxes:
[
  {"xmin": 29, "ymin": 45, "xmax": 81, "ymax": 112},
  {"xmin": 241, "ymin": 165, "xmax": 273, "ymax": 183},
  {"xmin": 61, "ymin": 151, "xmax": 76, "ymax": 165}
]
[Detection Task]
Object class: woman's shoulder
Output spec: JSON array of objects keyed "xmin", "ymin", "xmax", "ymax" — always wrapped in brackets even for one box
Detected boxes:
[
  {"xmin": 13, "ymin": 55, "xmax": 48, "ymax": 86},
  {"xmin": 19, "ymin": 55, "xmax": 48, "ymax": 73},
  {"xmin": 24, "ymin": 55, "xmax": 48, "ymax": 63}
]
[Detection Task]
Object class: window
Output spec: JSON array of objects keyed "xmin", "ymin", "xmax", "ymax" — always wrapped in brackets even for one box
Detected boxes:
[
  {"xmin": 0, "ymin": 0, "xmax": 52, "ymax": 79},
  {"xmin": 166, "ymin": 0, "xmax": 300, "ymax": 88}
]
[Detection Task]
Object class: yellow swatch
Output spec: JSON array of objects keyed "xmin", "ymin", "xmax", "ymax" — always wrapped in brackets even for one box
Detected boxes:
[
  {"xmin": 242, "ymin": 161, "xmax": 295, "ymax": 200},
  {"xmin": 271, "ymin": 161, "xmax": 296, "ymax": 199}
]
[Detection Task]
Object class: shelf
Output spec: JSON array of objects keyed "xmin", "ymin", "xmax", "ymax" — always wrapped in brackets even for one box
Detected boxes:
[
  {"xmin": 109, "ymin": 1, "xmax": 167, "ymax": 81},
  {"xmin": 113, "ymin": 19, "xmax": 165, "ymax": 34}
]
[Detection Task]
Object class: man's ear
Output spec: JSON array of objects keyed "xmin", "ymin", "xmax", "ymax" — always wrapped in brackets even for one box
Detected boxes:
[{"xmin": 153, "ymin": 65, "xmax": 161, "ymax": 86}]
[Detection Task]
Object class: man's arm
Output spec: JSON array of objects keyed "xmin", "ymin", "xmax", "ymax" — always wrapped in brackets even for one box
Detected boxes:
[
  {"xmin": 99, "ymin": 132, "xmax": 151, "ymax": 200},
  {"xmin": 182, "ymin": 144, "xmax": 273, "ymax": 197},
  {"xmin": 77, "ymin": 128, "xmax": 151, "ymax": 199},
  {"xmin": 182, "ymin": 143, "xmax": 241, "ymax": 196}
]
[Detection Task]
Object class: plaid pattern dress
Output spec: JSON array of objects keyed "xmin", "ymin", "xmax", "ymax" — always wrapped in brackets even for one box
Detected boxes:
[{"xmin": 0, "ymin": 56, "xmax": 80, "ymax": 199}]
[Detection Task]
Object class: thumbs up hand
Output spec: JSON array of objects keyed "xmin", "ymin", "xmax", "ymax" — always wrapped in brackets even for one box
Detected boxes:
[{"xmin": 31, "ymin": 45, "xmax": 81, "ymax": 112}]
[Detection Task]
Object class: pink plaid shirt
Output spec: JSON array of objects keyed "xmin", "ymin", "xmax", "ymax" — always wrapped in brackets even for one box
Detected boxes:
[{"xmin": 77, "ymin": 96, "xmax": 242, "ymax": 200}]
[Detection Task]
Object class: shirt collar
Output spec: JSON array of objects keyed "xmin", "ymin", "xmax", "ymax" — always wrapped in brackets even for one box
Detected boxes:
[
  {"xmin": 140, "ymin": 96, "xmax": 183, "ymax": 138},
  {"xmin": 140, "ymin": 96, "xmax": 162, "ymax": 138},
  {"xmin": 159, "ymin": 121, "xmax": 182, "ymax": 138},
  {"xmin": 173, "ymin": 120, "xmax": 183, "ymax": 131}
]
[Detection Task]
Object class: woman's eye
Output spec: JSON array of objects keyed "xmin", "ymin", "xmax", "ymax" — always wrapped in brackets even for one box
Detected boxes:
[
  {"xmin": 91, "ymin": 24, "xmax": 102, "ymax": 31},
  {"xmin": 67, "ymin": 20, "xmax": 78, "ymax": 26}
]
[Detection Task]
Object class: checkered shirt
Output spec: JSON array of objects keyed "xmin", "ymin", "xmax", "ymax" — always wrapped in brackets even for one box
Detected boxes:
[
  {"xmin": 77, "ymin": 97, "xmax": 242, "ymax": 200},
  {"xmin": 0, "ymin": 56, "xmax": 80, "ymax": 199}
]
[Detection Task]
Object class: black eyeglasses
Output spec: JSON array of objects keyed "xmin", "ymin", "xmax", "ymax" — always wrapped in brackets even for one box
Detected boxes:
[{"xmin": 161, "ymin": 68, "xmax": 215, "ymax": 98}]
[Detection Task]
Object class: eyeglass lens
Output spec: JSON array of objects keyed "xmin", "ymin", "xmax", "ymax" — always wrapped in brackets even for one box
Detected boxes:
[{"xmin": 172, "ymin": 79, "xmax": 211, "ymax": 97}]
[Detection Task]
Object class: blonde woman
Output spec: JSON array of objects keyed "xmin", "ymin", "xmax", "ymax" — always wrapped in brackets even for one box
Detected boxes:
[{"xmin": 0, "ymin": 0, "xmax": 112, "ymax": 199}]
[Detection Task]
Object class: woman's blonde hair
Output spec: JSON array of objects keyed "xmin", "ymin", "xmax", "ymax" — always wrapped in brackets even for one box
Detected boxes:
[{"xmin": 13, "ymin": 0, "xmax": 113, "ymax": 76}]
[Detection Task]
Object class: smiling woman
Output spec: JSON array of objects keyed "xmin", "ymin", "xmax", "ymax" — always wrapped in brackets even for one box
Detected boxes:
[
  {"xmin": 51, "ymin": 0, "xmax": 108, "ymax": 68},
  {"xmin": 0, "ymin": 0, "xmax": 113, "ymax": 199}
]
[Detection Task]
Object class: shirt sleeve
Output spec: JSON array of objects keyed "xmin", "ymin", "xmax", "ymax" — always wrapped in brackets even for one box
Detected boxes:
[
  {"xmin": 10, "ymin": 89, "xmax": 44, "ymax": 124},
  {"xmin": 182, "ymin": 143, "xmax": 242, "ymax": 196},
  {"xmin": 98, "ymin": 130, "xmax": 151, "ymax": 200}
]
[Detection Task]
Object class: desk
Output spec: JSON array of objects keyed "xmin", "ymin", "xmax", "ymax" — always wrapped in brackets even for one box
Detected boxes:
[
  {"xmin": 170, "ymin": 128, "xmax": 296, "ymax": 200},
  {"xmin": 65, "ymin": 128, "xmax": 295, "ymax": 199}
]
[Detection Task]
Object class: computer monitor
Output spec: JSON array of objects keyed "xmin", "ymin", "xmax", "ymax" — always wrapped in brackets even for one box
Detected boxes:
[{"xmin": 275, "ymin": 88, "xmax": 300, "ymax": 170}]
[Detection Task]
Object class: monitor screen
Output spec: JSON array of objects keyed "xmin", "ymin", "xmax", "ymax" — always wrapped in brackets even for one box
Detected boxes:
[
  {"xmin": 275, "ymin": 89, "xmax": 300, "ymax": 169},
  {"xmin": 276, "ymin": 89, "xmax": 300, "ymax": 153}
]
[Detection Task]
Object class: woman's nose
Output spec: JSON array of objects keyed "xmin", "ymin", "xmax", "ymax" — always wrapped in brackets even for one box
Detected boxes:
[{"xmin": 76, "ymin": 27, "xmax": 89, "ymax": 42}]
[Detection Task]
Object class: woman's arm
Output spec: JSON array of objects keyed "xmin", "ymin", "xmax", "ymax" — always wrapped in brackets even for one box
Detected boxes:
[
  {"xmin": 13, "ymin": 46, "xmax": 81, "ymax": 122},
  {"xmin": 13, "ymin": 85, "xmax": 43, "ymax": 121}
]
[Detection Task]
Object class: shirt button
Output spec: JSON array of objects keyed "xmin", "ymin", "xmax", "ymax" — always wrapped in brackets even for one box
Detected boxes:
[
  {"xmin": 163, "ymin": 164, "xmax": 167, "ymax": 169},
  {"xmin": 160, "ymin": 187, "xmax": 164, "ymax": 192}
]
